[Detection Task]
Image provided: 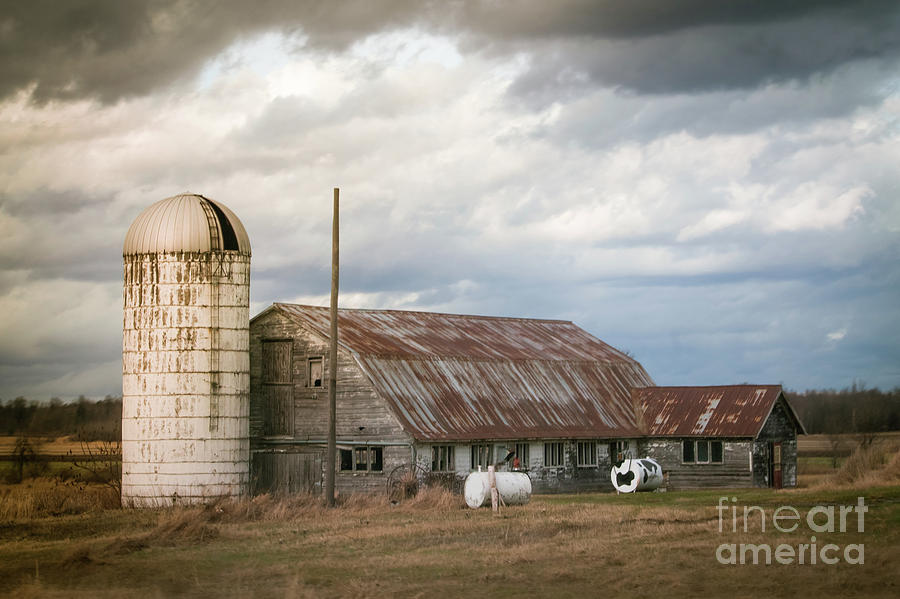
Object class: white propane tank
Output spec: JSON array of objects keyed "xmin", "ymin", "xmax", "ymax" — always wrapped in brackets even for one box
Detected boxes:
[
  {"xmin": 464, "ymin": 470, "xmax": 532, "ymax": 508},
  {"xmin": 611, "ymin": 457, "xmax": 663, "ymax": 493}
]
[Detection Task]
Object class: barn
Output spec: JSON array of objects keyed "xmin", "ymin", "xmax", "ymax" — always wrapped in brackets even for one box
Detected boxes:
[
  {"xmin": 248, "ymin": 303, "xmax": 804, "ymax": 495},
  {"xmin": 635, "ymin": 386, "xmax": 806, "ymax": 489},
  {"xmin": 120, "ymin": 194, "xmax": 804, "ymax": 504}
]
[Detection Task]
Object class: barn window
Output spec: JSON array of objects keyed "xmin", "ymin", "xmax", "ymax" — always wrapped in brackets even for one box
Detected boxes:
[
  {"xmin": 355, "ymin": 447, "xmax": 369, "ymax": 471},
  {"xmin": 576, "ymin": 441, "xmax": 597, "ymax": 467},
  {"xmin": 340, "ymin": 446, "xmax": 383, "ymax": 472},
  {"xmin": 711, "ymin": 441, "xmax": 724, "ymax": 463},
  {"xmin": 514, "ymin": 443, "xmax": 530, "ymax": 469},
  {"xmin": 610, "ymin": 440, "xmax": 629, "ymax": 464},
  {"xmin": 697, "ymin": 440, "xmax": 710, "ymax": 462},
  {"xmin": 682, "ymin": 440, "xmax": 695, "ymax": 462},
  {"xmin": 340, "ymin": 449, "xmax": 353, "ymax": 471},
  {"xmin": 683, "ymin": 440, "xmax": 724, "ymax": 464},
  {"xmin": 544, "ymin": 442, "xmax": 565, "ymax": 467},
  {"xmin": 370, "ymin": 447, "xmax": 383, "ymax": 471},
  {"xmin": 432, "ymin": 446, "xmax": 455, "ymax": 472},
  {"xmin": 470, "ymin": 444, "xmax": 492, "ymax": 470},
  {"xmin": 308, "ymin": 357, "xmax": 323, "ymax": 388},
  {"xmin": 262, "ymin": 340, "xmax": 293, "ymax": 436}
]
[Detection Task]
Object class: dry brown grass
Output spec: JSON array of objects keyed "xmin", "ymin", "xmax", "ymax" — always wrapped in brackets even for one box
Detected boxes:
[
  {"xmin": 1, "ymin": 484, "xmax": 899, "ymax": 598},
  {"xmin": 0, "ymin": 479, "xmax": 119, "ymax": 522},
  {"xmin": 0, "ymin": 436, "xmax": 115, "ymax": 456},
  {"xmin": 814, "ymin": 442, "xmax": 900, "ymax": 489}
]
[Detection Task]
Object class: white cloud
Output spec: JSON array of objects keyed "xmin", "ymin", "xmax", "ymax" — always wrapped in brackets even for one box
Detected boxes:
[
  {"xmin": 2, "ymin": 22, "xmax": 900, "ymax": 398},
  {"xmin": 827, "ymin": 328, "xmax": 848, "ymax": 342},
  {"xmin": 771, "ymin": 184, "xmax": 868, "ymax": 232}
]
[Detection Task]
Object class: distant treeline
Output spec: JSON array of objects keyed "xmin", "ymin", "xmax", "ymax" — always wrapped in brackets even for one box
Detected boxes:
[
  {"xmin": 0, "ymin": 396, "xmax": 121, "ymax": 441},
  {"xmin": 1, "ymin": 386, "xmax": 898, "ymax": 440},
  {"xmin": 787, "ymin": 386, "xmax": 900, "ymax": 434}
]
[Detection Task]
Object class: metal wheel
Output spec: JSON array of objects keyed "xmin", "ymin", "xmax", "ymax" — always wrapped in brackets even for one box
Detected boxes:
[{"xmin": 386, "ymin": 463, "xmax": 427, "ymax": 502}]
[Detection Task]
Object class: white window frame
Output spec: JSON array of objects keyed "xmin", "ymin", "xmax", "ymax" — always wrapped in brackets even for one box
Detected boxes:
[
  {"xmin": 514, "ymin": 442, "xmax": 530, "ymax": 469},
  {"xmin": 544, "ymin": 442, "xmax": 565, "ymax": 467},
  {"xmin": 682, "ymin": 440, "xmax": 724, "ymax": 464},
  {"xmin": 431, "ymin": 445, "xmax": 455, "ymax": 472},
  {"xmin": 340, "ymin": 446, "xmax": 383, "ymax": 472},
  {"xmin": 576, "ymin": 441, "xmax": 597, "ymax": 467},
  {"xmin": 470, "ymin": 444, "xmax": 492, "ymax": 470}
]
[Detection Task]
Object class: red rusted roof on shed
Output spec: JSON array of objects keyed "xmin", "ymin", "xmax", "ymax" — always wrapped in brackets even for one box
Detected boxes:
[
  {"xmin": 266, "ymin": 304, "xmax": 654, "ymax": 440},
  {"xmin": 634, "ymin": 385, "xmax": 797, "ymax": 438}
]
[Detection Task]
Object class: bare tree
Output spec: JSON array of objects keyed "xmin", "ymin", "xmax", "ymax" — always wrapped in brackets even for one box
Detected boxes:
[{"xmin": 70, "ymin": 435, "xmax": 121, "ymax": 498}]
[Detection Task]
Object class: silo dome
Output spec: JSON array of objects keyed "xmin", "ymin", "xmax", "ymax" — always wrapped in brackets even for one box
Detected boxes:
[
  {"xmin": 123, "ymin": 193, "xmax": 251, "ymax": 255},
  {"xmin": 122, "ymin": 193, "xmax": 251, "ymax": 507}
]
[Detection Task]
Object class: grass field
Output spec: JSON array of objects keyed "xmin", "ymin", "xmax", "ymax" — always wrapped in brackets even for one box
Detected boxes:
[
  {"xmin": 1, "ymin": 436, "xmax": 898, "ymax": 598},
  {"xmin": 0, "ymin": 436, "xmax": 117, "ymax": 457},
  {"xmin": 1, "ymin": 483, "xmax": 898, "ymax": 597}
]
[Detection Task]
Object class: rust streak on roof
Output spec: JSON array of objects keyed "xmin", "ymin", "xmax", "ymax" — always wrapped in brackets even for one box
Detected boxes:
[
  {"xmin": 268, "ymin": 303, "xmax": 655, "ymax": 440},
  {"xmin": 635, "ymin": 385, "xmax": 789, "ymax": 438}
]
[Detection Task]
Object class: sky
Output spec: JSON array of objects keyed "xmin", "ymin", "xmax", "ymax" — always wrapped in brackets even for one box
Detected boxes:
[{"xmin": 1, "ymin": 0, "xmax": 899, "ymax": 401}]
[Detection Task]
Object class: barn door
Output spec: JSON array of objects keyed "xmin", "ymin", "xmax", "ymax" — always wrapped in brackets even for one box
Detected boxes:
[
  {"xmin": 262, "ymin": 340, "xmax": 293, "ymax": 436},
  {"xmin": 252, "ymin": 452, "xmax": 323, "ymax": 495},
  {"xmin": 772, "ymin": 442, "xmax": 783, "ymax": 489}
]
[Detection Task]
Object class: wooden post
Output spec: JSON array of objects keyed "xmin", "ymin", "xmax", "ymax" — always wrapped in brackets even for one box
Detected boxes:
[
  {"xmin": 325, "ymin": 188, "xmax": 339, "ymax": 507},
  {"xmin": 488, "ymin": 465, "xmax": 498, "ymax": 513}
]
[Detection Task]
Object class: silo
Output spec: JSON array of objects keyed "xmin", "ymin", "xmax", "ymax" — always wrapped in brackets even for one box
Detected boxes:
[{"xmin": 122, "ymin": 193, "xmax": 251, "ymax": 506}]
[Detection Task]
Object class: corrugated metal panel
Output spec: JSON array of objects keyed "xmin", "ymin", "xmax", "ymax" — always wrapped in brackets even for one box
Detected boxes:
[
  {"xmin": 123, "ymin": 193, "xmax": 251, "ymax": 255},
  {"xmin": 635, "ymin": 385, "xmax": 786, "ymax": 438},
  {"xmin": 269, "ymin": 304, "xmax": 655, "ymax": 440},
  {"xmin": 273, "ymin": 303, "xmax": 634, "ymax": 362}
]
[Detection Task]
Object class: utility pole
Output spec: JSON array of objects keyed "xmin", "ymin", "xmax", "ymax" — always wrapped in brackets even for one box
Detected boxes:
[{"xmin": 325, "ymin": 188, "xmax": 339, "ymax": 507}]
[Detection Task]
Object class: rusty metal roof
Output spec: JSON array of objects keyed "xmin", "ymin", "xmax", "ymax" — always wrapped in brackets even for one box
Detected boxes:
[
  {"xmin": 634, "ymin": 385, "xmax": 804, "ymax": 438},
  {"xmin": 267, "ymin": 304, "xmax": 655, "ymax": 440},
  {"xmin": 124, "ymin": 193, "xmax": 251, "ymax": 256}
]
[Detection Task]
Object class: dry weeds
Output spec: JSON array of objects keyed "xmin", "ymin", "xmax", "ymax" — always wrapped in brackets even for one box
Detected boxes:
[
  {"xmin": 814, "ymin": 442, "xmax": 900, "ymax": 489},
  {"xmin": 1, "ymin": 483, "xmax": 898, "ymax": 598},
  {"xmin": 0, "ymin": 479, "xmax": 119, "ymax": 522}
]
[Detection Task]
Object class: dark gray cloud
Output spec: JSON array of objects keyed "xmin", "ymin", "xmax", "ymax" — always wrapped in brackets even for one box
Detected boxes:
[
  {"xmin": 3, "ymin": 0, "xmax": 898, "ymax": 104},
  {"xmin": 0, "ymin": 0, "xmax": 422, "ymax": 103},
  {"xmin": 453, "ymin": 0, "xmax": 865, "ymax": 39},
  {"xmin": 0, "ymin": 189, "xmax": 122, "ymax": 286},
  {"xmin": 1, "ymin": 1, "xmax": 899, "ymax": 400},
  {"xmin": 503, "ymin": 3, "xmax": 900, "ymax": 102}
]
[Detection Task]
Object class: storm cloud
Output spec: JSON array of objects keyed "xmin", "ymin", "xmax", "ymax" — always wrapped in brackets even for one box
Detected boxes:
[
  {"xmin": 1, "ymin": 1, "xmax": 898, "ymax": 400},
  {"xmin": 3, "ymin": 1, "xmax": 898, "ymax": 104}
]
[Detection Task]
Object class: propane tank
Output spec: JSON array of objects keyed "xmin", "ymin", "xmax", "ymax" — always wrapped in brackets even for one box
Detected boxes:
[
  {"xmin": 611, "ymin": 457, "xmax": 663, "ymax": 493},
  {"xmin": 464, "ymin": 470, "xmax": 532, "ymax": 508}
]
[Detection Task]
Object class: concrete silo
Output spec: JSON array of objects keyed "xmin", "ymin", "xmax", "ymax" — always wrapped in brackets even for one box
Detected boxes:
[{"xmin": 122, "ymin": 193, "xmax": 251, "ymax": 506}]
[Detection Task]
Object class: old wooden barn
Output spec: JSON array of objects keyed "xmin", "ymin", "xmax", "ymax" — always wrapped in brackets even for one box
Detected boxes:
[{"xmin": 249, "ymin": 303, "xmax": 804, "ymax": 495}]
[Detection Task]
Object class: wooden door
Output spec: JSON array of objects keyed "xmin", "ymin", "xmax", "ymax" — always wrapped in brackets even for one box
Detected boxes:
[
  {"xmin": 771, "ymin": 442, "xmax": 783, "ymax": 489},
  {"xmin": 262, "ymin": 340, "xmax": 293, "ymax": 436},
  {"xmin": 252, "ymin": 452, "xmax": 323, "ymax": 495}
]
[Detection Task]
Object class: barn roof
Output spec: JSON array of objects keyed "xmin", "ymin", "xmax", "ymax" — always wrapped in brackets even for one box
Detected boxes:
[
  {"xmin": 634, "ymin": 385, "xmax": 806, "ymax": 438},
  {"xmin": 260, "ymin": 303, "xmax": 655, "ymax": 441}
]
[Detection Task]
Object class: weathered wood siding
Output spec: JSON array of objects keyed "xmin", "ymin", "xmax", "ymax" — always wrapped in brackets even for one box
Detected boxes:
[
  {"xmin": 335, "ymin": 445, "xmax": 412, "ymax": 495},
  {"xmin": 249, "ymin": 309, "xmax": 412, "ymax": 495},
  {"xmin": 252, "ymin": 449, "xmax": 322, "ymax": 495},
  {"xmin": 639, "ymin": 438, "xmax": 753, "ymax": 489},
  {"xmin": 416, "ymin": 440, "xmax": 619, "ymax": 493},
  {"xmin": 752, "ymin": 398, "xmax": 799, "ymax": 487}
]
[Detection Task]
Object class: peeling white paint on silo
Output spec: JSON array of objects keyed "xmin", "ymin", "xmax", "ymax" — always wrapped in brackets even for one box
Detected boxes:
[{"xmin": 122, "ymin": 193, "xmax": 250, "ymax": 506}]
